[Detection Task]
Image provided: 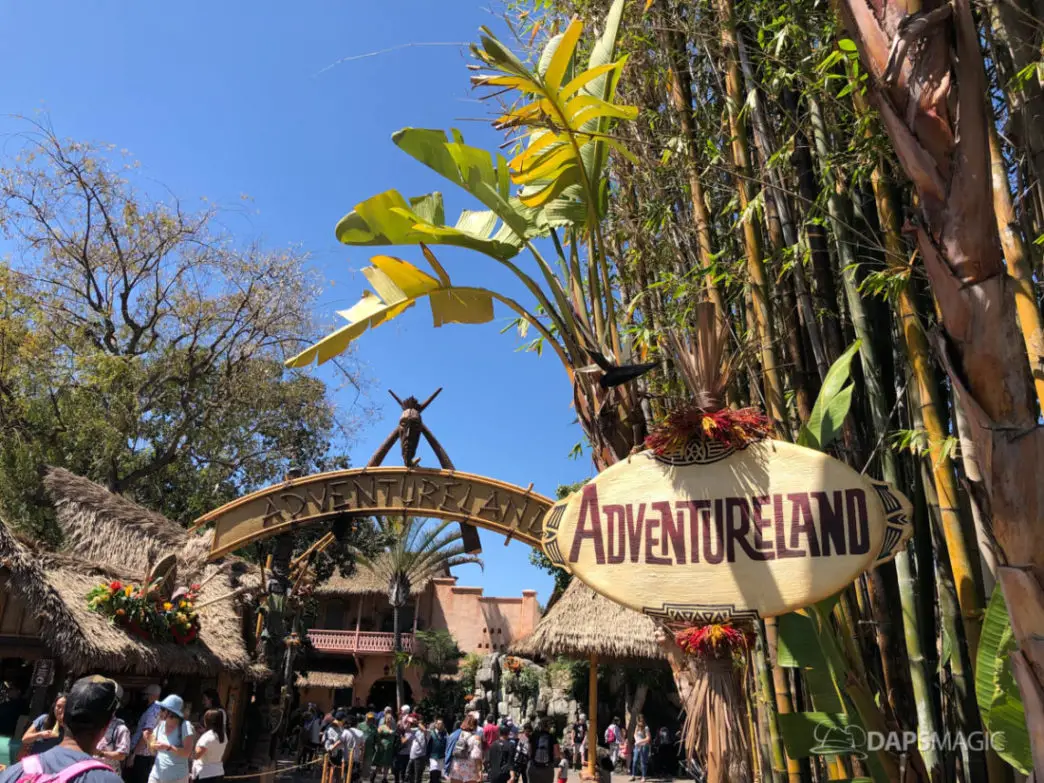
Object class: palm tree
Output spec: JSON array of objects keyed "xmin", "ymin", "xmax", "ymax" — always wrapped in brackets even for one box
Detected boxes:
[{"xmin": 359, "ymin": 516, "xmax": 483, "ymax": 709}]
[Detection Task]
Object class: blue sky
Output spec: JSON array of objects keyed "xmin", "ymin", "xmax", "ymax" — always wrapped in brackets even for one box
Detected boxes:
[{"xmin": 0, "ymin": 1, "xmax": 593, "ymax": 603}]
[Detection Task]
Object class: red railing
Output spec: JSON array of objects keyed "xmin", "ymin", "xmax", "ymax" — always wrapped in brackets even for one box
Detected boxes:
[{"xmin": 307, "ymin": 630, "xmax": 415, "ymax": 655}]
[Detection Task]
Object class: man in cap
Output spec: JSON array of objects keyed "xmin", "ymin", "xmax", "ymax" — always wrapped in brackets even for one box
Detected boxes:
[{"xmin": 0, "ymin": 676, "xmax": 124, "ymax": 783}]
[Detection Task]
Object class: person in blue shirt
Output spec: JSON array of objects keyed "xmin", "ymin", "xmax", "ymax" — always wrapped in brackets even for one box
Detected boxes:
[
  {"xmin": 128, "ymin": 685, "xmax": 163, "ymax": 783},
  {"xmin": 0, "ymin": 676, "xmax": 124, "ymax": 783},
  {"xmin": 143, "ymin": 695, "xmax": 195, "ymax": 783}
]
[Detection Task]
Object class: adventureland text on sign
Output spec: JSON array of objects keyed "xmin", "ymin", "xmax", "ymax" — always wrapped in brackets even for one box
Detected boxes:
[
  {"xmin": 197, "ymin": 467, "xmax": 552, "ymax": 559},
  {"xmin": 541, "ymin": 439, "xmax": 912, "ymax": 622}
]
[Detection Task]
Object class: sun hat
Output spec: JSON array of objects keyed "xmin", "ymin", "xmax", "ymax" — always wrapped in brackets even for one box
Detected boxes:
[{"xmin": 156, "ymin": 694, "xmax": 185, "ymax": 719}]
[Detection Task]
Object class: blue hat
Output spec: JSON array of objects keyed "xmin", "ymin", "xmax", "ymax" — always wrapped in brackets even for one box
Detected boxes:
[{"xmin": 157, "ymin": 694, "xmax": 185, "ymax": 719}]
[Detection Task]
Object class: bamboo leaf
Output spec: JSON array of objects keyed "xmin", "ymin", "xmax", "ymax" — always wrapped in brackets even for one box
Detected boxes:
[
  {"xmin": 544, "ymin": 18, "xmax": 582, "ymax": 91},
  {"xmin": 798, "ymin": 340, "xmax": 862, "ymax": 450}
]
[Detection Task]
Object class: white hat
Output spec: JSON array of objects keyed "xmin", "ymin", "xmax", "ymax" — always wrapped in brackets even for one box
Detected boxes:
[
  {"xmin": 144, "ymin": 684, "xmax": 161, "ymax": 698},
  {"xmin": 400, "ymin": 704, "xmax": 410, "ymax": 713}
]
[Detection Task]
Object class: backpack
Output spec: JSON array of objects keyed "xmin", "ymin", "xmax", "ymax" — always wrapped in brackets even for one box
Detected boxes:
[
  {"xmin": 102, "ymin": 718, "xmax": 126, "ymax": 751},
  {"xmin": 605, "ymin": 726, "xmax": 616, "ymax": 744},
  {"xmin": 533, "ymin": 733, "xmax": 553, "ymax": 767},
  {"xmin": 17, "ymin": 755, "xmax": 112, "ymax": 783},
  {"xmin": 452, "ymin": 731, "xmax": 471, "ymax": 760}
]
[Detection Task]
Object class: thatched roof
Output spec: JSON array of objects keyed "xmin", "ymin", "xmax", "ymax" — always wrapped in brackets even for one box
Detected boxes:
[
  {"xmin": 44, "ymin": 468, "xmax": 213, "ymax": 581},
  {"xmin": 297, "ymin": 671, "xmax": 355, "ymax": 689},
  {"xmin": 312, "ymin": 559, "xmax": 434, "ymax": 598},
  {"xmin": 511, "ymin": 580, "xmax": 665, "ymax": 662},
  {"xmin": 0, "ymin": 518, "xmax": 260, "ymax": 676}
]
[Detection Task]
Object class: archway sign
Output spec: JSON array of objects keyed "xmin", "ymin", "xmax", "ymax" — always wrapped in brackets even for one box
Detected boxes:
[
  {"xmin": 196, "ymin": 467, "xmax": 553, "ymax": 559},
  {"xmin": 196, "ymin": 441, "xmax": 913, "ymax": 624}
]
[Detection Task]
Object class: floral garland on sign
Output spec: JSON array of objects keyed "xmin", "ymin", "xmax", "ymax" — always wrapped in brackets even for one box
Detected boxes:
[
  {"xmin": 644, "ymin": 404, "xmax": 770, "ymax": 456},
  {"xmin": 674, "ymin": 623, "xmax": 754, "ymax": 662},
  {"xmin": 86, "ymin": 579, "xmax": 201, "ymax": 644}
]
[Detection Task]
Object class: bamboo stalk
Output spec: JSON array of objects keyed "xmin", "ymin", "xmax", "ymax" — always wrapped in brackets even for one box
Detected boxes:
[
  {"xmin": 661, "ymin": 27, "xmax": 727, "ymax": 321},
  {"xmin": 753, "ymin": 622, "xmax": 787, "ymax": 783},
  {"xmin": 717, "ymin": 0, "xmax": 787, "ymax": 431},
  {"xmin": 987, "ymin": 118, "xmax": 1044, "ymax": 410},
  {"xmin": 763, "ymin": 618, "xmax": 802, "ymax": 783}
]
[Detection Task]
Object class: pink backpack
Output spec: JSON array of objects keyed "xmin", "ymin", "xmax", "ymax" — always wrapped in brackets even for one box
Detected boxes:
[{"xmin": 16, "ymin": 755, "xmax": 112, "ymax": 783}]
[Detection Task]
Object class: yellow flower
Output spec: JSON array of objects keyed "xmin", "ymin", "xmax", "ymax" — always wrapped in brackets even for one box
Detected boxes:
[
  {"xmin": 175, "ymin": 612, "xmax": 187, "ymax": 624},
  {"xmin": 124, "ymin": 585, "xmax": 134, "ymax": 596},
  {"xmin": 178, "ymin": 600, "xmax": 187, "ymax": 608},
  {"xmin": 162, "ymin": 602, "xmax": 173, "ymax": 611}
]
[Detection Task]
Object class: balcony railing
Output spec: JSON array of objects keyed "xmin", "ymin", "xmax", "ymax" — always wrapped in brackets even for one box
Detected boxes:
[{"xmin": 308, "ymin": 630, "xmax": 415, "ymax": 655}]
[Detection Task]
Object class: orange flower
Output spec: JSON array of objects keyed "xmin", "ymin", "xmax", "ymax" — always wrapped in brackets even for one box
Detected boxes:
[{"xmin": 162, "ymin": 602, "xmax": 173, "ymax": 611}]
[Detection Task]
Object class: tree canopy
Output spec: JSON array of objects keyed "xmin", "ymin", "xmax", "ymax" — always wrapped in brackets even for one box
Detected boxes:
[{"xmin": 0, "ymin": 122, "xmax": 365, "ymax": 540}]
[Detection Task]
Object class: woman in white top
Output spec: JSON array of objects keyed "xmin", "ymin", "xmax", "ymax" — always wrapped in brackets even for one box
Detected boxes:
[{"xmin": 192, "ymin": 710, "xmax": 228, "ymax": 783}]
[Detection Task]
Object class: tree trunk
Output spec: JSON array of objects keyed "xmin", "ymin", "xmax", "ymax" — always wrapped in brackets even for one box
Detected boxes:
[
  {"xmin": 393, "ymin": 602, "xmax": 404, "ymax": 711},
  {"xmin": 836, "ymin": 3, "xmax": 1044, "ymax": 771}
]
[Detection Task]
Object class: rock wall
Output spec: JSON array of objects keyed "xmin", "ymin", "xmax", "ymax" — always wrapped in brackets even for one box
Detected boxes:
[{"xmin": 467, "ymin": 653, "xmax": 578, "ymax": 727}]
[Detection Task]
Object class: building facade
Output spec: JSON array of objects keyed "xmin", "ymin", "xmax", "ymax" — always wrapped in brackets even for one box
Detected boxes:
[{"xmin": 299, "ymin": 572, "xmax": 540, "ymax": 712}]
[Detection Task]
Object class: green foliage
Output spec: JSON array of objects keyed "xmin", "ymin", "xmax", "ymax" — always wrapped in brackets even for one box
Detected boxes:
[
  {"xmin": 976, "ymin": 586, "xmax": 1032, "ymax": 774},
  {"xmin": 0, "ymin": 126, "xmax": 360, "ymax": 541},
  {"xmin": 797, "ymin": 341, "xmax": 861, "ymax": 451},
  {"xmin": 460, "ymin": 652, "xmax": 484, "ymax": 690},
  {"xmin": 416, "ymin": 629, "xmax": 466, "ymax": 684}
]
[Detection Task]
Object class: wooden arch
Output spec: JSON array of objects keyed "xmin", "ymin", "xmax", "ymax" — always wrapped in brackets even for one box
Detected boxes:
[{"xmin": 193, "ymin": 466, "xmax": 553, "ymax": 560}]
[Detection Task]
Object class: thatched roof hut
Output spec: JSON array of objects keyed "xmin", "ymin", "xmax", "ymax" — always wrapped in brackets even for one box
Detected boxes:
[
  {"xmin": 43, "ymin": 467, "xmax": 213, "ymax": 580},
  {"xmin": 511, "ymin": 579, "xmax": 665, "ymax": 663},
  {"xmin": 0, "ymin": 467, "xmax": 264, "ymax": 677},
  {"xmin": 0, "ymin": 518, "xmax": 260, "ymax": 677}
]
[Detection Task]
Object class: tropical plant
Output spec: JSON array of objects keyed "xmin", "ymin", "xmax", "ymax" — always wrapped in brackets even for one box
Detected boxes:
[
  {"xmin": 287, "ymin": 0, "xmax": 652, "ymax": 470},
  {"xmin": 358, "ymin": 517, "xmax": 482, "ymax": 708}
]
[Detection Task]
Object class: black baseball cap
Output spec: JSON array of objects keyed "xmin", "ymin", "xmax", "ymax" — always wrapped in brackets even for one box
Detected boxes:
[{"xmin": 65, "ymin": 675, "xmax": 119, "ymax": 730}]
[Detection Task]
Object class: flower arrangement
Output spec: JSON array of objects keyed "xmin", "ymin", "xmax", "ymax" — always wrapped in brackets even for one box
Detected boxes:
[
  {"xmin": 645, "ymin": 405, "xmax": 770, "ymax": 456},
  {"xmin": 86, "ymin": 579, "xmax": 201, "ymax": 644},
  {"xmin": 502, "ymin": 656, "xmax": 524, "ymax": 674},
  {"xmin": 674, "ymin": 623, "xmax": 753, "ymax": 661}
]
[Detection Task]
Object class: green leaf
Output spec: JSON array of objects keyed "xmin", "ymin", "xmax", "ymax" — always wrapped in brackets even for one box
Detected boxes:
[
  {"xmin": 392, "ymin": 128, "xmax": 537, "ymax": 240},
  {"xmin": 837, "ymin": 38, "xmax": 858, "ymax": 52},
  {"xmin": 334, "ymin": 189, "xmax": 520, "ymax": 261},
  {"xmin": 777, "ymin": 712, "xmax": 854, "ymax": 758},
  {"xmin": 976, "ymin": 585, "xmax": 1032, "ymax": 774},
  {"xmin": 798, "ymin": 340, "xmax": 861, "ymax": 450}
]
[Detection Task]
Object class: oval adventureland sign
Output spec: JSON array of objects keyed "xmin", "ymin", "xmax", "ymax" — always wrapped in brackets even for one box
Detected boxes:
[{"xmin": 541, "ymin": 438, "xmax": 913, "ymax": 623}]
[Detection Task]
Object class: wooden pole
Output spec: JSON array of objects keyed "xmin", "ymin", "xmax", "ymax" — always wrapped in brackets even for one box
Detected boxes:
[
  {"xmin": 255, "ymin": 554, "xmax": 272, "ymax": 641},
  {"xmin": 321, "ymin": 751, "xmax": 330, "ymax": 783},
  {"xmin": 588, "ymin": 654, "xmax": 598, "ymax": 778}
]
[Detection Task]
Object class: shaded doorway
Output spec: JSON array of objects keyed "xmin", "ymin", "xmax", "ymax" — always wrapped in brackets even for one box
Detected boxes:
[{"xmin": 367, "ymin": 678, "xmax": 412, "ymax": 711}]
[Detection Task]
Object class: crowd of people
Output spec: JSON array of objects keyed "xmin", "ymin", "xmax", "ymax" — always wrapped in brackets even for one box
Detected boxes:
[
  {"xmin": 287, "ymin": 706, "xmax": 679, "ymax": 783},
  {"xmin": 1, "ymin": 680, "xmax": 229, "ymax": 783},
  {"xmin": 1, "ymin": 679, "xmax": 680, "ymax": 783}
]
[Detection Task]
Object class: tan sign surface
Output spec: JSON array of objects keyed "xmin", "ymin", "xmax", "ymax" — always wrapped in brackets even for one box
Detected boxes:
[
  {"xmin": 196, "ymin": 467, "xmax": 552, "ymax": 559},
  {"xmin": 541, "ymin": 439, "xmax": 912, "ymax": 622}
]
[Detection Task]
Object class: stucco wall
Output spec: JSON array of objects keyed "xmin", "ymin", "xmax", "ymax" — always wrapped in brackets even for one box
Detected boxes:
[{"xmin": 305, "ymin": 576, "xmax": 541, "ymax": 706}]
